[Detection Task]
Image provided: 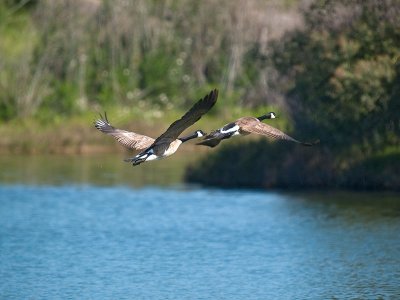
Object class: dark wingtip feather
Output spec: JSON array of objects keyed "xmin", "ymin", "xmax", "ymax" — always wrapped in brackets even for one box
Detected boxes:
[
  {"xmin": 204, "ymin": 89, "xmax": 218, "ymax": 107},
  {"xmin": 94, "ymin": 111, "xmax": 114, "ymax": 132},
  {"xmin": 301, "ymin": 139, "xmax": 320, "ymax": 146},
  {"xmin": 211, "ymin": 89, "xmax": 218, "ymax": 104}
]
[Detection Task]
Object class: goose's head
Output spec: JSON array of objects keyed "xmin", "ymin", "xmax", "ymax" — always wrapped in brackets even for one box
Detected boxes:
[
  {"xmin": 257, "ymin": 112, "xmax": 277, "ymax": 121},
  {"xmin": 179, "ymin": 130, "xmax": 207, "ymax": 143},
  {"xmin": 196, "ymin": 130, "xmax": 206, "ymax": 137}
]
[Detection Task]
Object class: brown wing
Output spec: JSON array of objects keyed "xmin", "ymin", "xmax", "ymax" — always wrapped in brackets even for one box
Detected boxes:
[
  {"xmin": 239, "ymin": 118, "xmax": 316, "ymax": 146},
  {"xmin": 152, "ymin": 89, "xmax": 218, "ymax": 145},
  {"xmin": 94, "ymin": 113, "xmax": 154, "ymax": 150}
]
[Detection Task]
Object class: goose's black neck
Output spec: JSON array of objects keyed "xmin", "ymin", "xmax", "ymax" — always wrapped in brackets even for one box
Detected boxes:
[
  {"xmin": 257, "ymin": 114, "xmax": 271, "ymax": 121},
  {"xmin": 257, "ymin": 113, "xmax": 274, "ymax": 121},
  {"xmin": 179, "ymin": 132, "xmax": 198, "ymax": 143}
]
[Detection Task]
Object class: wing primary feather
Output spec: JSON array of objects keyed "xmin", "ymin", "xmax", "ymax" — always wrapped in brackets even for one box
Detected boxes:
[
  {"xmin": 94, "ymin": 112, "xmax": 155, "ymax": 150},
  {"xmin": 246, "ymin": 122, "xmax": 318, "ymax": 146},
  {"xmin": 152, "ymin": 89, "xmax": 218, "ymax": 144}
]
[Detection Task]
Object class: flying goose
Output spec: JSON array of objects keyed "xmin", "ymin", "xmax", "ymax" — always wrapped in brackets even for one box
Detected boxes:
[
  {"xmin": 95, "ymin": 89, "xmax": 218, "ymax": 165},
  {"xmin": 197, "ymin": 112, "xmax": 318, "ymax": 147}
]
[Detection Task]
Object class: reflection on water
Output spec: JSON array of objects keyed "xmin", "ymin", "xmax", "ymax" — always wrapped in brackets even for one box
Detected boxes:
[
  {"xmin": 1, "ymin": 155, "xmax": 400, "ymax": 299},
  {"xmin": 0, "ymin": 153, "xmax": 195, "ymax": 187},
  {"xmin": 289, "ymin": 190, "xmax": 400, "ymax": 221}
]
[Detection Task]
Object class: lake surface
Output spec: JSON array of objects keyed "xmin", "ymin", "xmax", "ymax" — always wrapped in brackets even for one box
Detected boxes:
[{"xmin": 1, "ymin": 155, "xmax": 400, "ymax": 299}]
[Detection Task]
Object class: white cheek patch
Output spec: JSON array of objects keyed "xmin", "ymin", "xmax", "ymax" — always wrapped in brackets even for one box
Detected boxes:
[{"xmin": 220, "ymin": 124, "xmax": 240, "ymax": 134}]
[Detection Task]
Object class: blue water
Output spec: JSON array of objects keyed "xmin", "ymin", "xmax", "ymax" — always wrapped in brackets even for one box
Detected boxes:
[{"xmin": 1, "ymin": 185, "xmax": 400, "ymax": 299}]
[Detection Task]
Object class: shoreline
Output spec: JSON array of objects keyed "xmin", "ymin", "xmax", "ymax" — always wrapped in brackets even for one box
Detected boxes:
[{"xmin": 1, "ymin": 118, "xmax": 398, "ymax": 192}]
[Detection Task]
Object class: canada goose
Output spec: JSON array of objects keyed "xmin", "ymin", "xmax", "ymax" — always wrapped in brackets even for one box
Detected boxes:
[
  {"xmin": 95, "ymin": 89, "xmax": 218, "ymax": 165},
  {"xmin": 197, "ymin": 112, "xmax": 318, "ymax": 147}
]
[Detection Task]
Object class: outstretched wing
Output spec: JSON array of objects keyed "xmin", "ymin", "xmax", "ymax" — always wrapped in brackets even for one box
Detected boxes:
[
  {"xmin": 94, "ymin": 113, "xmax": 155, "ymax": 150},
  {"xmin": 240, "ymin": 119, "xmax": 317, "ymax": 146},
  {"xmin": 196, "ymin": 137, "xmax": 223, "ymax": 148},
  {"xmin": 153, "ymin": 89, "xmax": 218, "ymax": 145}
]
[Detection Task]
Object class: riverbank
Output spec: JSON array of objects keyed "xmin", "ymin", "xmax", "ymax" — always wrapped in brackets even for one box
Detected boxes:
[
  {"xmin": 185, "ymin": 140, "xmax": 400, "ymax": 191},
  {"xmin": 2, "ymin": 112, "xmax": 398, "ymax": 191}
]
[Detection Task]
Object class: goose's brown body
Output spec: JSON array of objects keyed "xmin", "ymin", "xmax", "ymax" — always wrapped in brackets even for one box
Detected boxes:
[{"xmin": 198, "ymin": 114, "xmax": 318, "ymax": 148}]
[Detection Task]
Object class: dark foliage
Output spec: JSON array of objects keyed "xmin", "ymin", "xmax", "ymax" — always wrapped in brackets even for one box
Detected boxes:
[{"xmin": 187, "ymin": 0, "xmax": 400, "ymax": 190}]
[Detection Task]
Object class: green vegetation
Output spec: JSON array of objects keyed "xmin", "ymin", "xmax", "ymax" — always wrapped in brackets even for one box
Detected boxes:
[
  {"xmin": 0, "ymin": 0, "xmax": 300, "ymax": 122},
  {"xmin": 0, "ymin": 0, "xmax": 399, "ymax": 189},
  {"xmin": 186, "ymin": 0, "xmax": 400, "ymax": 190},
  {"xmin": 0, "ymin": 0, "xmax": 298, "ymax": 151},
  {"xmin": 272, "ymin": 0, "xmax": 400, "ymax": 153}
]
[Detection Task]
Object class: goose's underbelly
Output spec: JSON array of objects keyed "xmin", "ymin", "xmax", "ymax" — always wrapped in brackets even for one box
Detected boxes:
[
  {"xmin": 162, "ymin": 140, "xmax": 182, "ymax": 157},
  {"xmin": 145, "ymin": 154, "xmax": 160, "ymax": 161}
]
